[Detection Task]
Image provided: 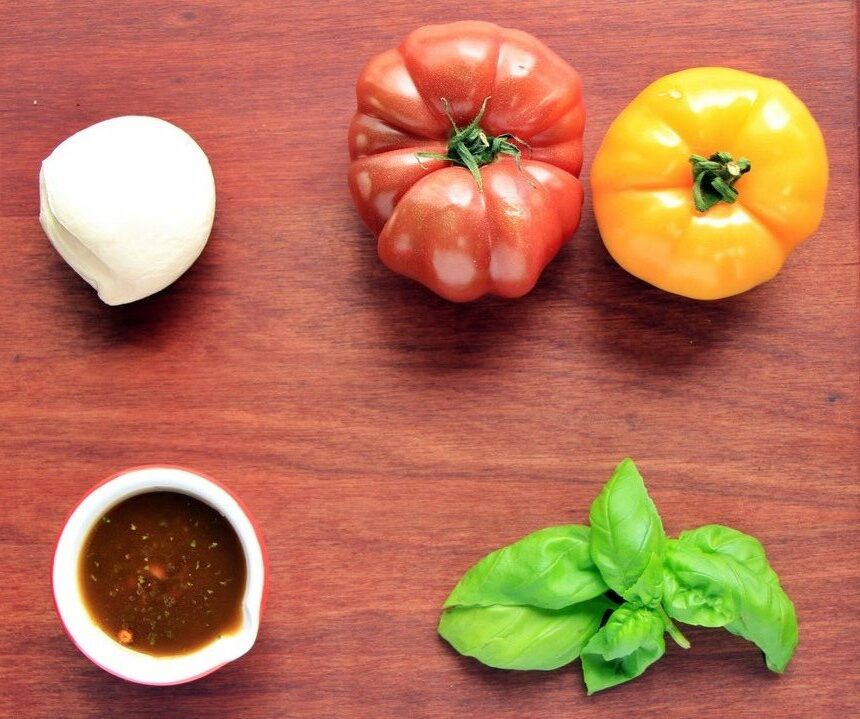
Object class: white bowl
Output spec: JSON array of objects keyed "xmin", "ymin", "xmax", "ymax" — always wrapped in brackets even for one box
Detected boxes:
[{"xmin": 52, "ymin": 466, "xmax": 267, "ymax": 685}]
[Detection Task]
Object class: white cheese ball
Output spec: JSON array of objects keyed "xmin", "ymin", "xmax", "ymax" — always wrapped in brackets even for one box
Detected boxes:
[{"xmin": 39, "ymin": 116, "xmax": 216, "ymax": 305}]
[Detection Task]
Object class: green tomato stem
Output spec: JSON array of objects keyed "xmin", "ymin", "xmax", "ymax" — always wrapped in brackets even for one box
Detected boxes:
[
  {"xmin": 416, "ymin": 97, "xmax": 525, "ymax": 191},
  {"xmin": 689, "ymin": 151, "xmax": 751, "ymax": 212},
  {"xmin": 657, "ymin": 604, "xmax": 691, "ymax": 649}
]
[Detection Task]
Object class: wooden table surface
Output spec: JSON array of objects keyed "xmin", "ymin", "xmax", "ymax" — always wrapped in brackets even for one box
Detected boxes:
[{"xmin": 1, "ymin": 1, "xmax": 857, "ymax": 717}]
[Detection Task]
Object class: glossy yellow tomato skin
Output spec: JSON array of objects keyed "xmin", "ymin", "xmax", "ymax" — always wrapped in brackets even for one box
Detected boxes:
[{"xmin": 591, "ymin": 67, "xmax": 828, "ymax": 300}]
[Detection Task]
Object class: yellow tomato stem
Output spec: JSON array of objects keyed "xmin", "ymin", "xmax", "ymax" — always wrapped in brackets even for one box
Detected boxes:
[{"xmin": 689, "ymin": 152, "xmax": 751, "ymax": 212}]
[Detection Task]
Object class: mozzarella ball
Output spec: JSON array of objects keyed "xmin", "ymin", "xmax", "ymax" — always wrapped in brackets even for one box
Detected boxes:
[{"xmin": 39, "ymin": 116, "xmax": 216, "ymax": 305}]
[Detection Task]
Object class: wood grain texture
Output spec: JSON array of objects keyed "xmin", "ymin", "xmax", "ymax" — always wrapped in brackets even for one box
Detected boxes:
[{"xmin": 1, "ymin": 1, "xmax": 857, "ymax": 717}]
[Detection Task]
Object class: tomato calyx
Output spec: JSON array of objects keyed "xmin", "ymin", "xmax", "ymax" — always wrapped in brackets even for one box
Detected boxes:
[
  {"xmin": 689, "ymin": 151, "xmax": 752, "ymax": 212},
  {"xmin": 417, "ymin": 97, "xmax": 526, "ymax": 190}
]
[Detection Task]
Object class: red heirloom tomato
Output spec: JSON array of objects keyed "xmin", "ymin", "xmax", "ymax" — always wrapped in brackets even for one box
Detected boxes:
[{"xmin": 348, "ymin": 21, "xmax": 585, "ymax": 302}]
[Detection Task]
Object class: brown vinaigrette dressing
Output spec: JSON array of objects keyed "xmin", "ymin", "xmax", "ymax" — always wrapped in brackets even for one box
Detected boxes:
[{"xmin": 79, "ymin": 491, "xmax": 246, "ymax": 656}]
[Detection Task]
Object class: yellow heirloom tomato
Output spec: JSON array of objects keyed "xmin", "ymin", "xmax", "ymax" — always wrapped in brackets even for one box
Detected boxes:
[{"xmin": 591, "ymin": 67, "xmax": 828, "ymax": 300}]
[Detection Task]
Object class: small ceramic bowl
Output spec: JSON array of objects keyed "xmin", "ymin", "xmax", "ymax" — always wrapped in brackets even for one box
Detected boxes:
[{"xmin": 52, "ymin": 465, "xmax": 267, "ymax": 685}]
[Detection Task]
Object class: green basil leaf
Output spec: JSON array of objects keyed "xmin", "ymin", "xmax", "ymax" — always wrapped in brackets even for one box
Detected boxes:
[
  {"xmin": 666, "ymin": 525, "xmax": 798, "ymax": 672},
  {"xmin": 443, "ymin": 525, "xmax": 608, "ymax": 610},
  {"xmin": 588, "ymin": 458, "xmax": 666, "ymax": 597},
  {"xmin": 663, "ymin": 540, "xmax": 736, "ymax": 627},
  {"xmin": 621, "ymin": 551, "xmax": 664, "ymax": 608},
  {"xmin": 438, "ymin": 597, "xmax": 610, "ymax": 670},
  {"xmin": 580, "ymin": 603, "xmax": 666, "ymax": 694},
  {"xmin": 677, "ymin": 525, "xmax": 776, "ymax": 581},
  {"xmin": 725, "ymin": 580, "xmax": 797, "ymax": 673}
]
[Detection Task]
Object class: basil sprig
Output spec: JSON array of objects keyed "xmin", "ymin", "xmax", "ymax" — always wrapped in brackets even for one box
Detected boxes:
[{"xmin": 438, "ymin": 458, "xmax": 798, "ymax": 694}]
